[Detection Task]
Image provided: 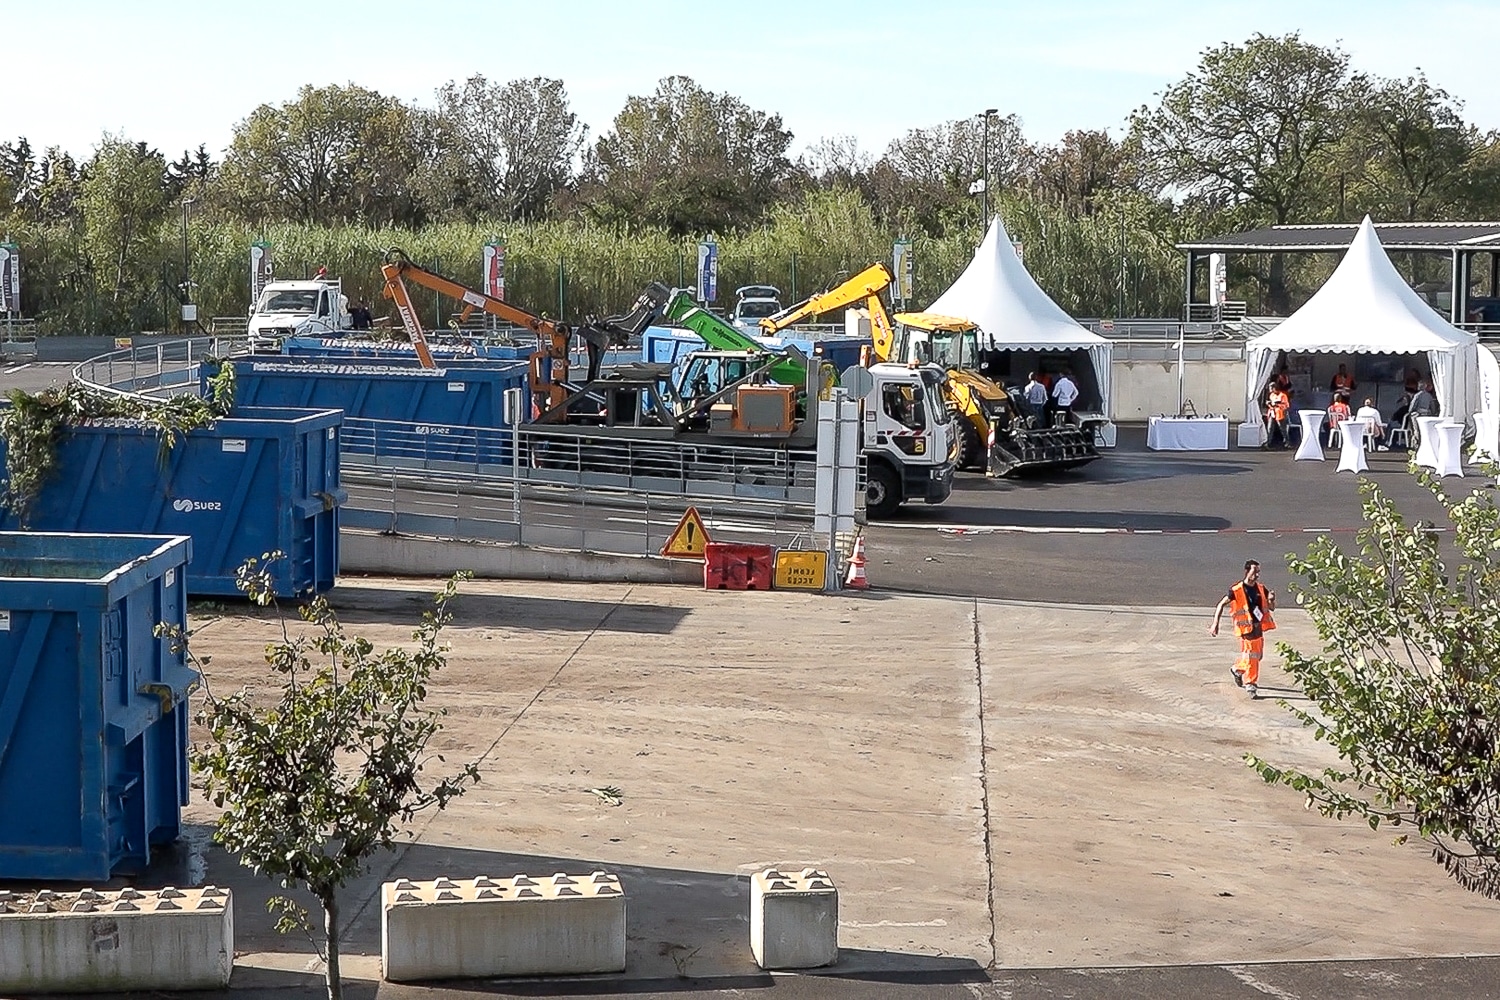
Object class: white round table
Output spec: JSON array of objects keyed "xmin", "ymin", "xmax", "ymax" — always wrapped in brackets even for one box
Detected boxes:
[
  {"xmin": 1294, "ymin": 411, "xmax": 1325, "ymax": 461},
  {"xmin": 1336, "ymin": 419, "xmax": 1368, "ymax": 474},
  {"xmin": 1434, "ymin": 421, "xmax": 1466, "ymax": 478},
  {"xmin": 1414, "ymin": 416, "xmax": 1446, "ymax": 468},
  {"xmin": 1472, "ymin": 412, "xmax": 1499, "ymax": 465}
]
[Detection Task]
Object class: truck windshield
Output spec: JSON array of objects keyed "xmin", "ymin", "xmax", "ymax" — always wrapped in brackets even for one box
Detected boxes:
[
  {"xmin": 929, "ymin": 329, "xmax": 980, "ymax": 369},
  {"xmin": 256, "ymin": 289, "xmax": 318, "ymax": 314},
  {"xmin": 919, "ymin": 369, "xmax": 954, "ymax": 424}
]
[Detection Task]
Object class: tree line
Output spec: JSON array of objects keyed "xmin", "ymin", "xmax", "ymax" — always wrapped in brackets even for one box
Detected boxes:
[{"xmin": 3, "ymin": 32, "xmax": 1498, "ymax": 333}]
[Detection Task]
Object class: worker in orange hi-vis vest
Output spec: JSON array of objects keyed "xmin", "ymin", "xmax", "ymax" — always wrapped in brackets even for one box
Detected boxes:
[{"xmin": 1209, "ymin": 559, "xmax": 1277, "ymax": 699}]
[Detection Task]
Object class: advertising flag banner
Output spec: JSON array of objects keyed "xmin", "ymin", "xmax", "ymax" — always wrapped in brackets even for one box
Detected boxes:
[
  {"xmin": 892, "ymin": 240, "xmax": 914, "ymax": 302},
  {"xmin": 483, "ymin": 241, "xmax": 507, "ymax": 301},
  {"xmin": 0, "ymin": 245, "xmax": 19, "ymax": 313},
  {"xmin": 250, "ymin": 243, "xmax": 274, "ymax": 307},
  {"xmin": 696, "ymin": 241, "xmax": 718, "ymax": 303}
]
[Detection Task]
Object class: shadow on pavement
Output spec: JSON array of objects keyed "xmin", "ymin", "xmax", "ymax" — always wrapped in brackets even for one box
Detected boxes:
[{"xmin": 328, "ymin": 589, "xmax": 694, "ymax": 636}]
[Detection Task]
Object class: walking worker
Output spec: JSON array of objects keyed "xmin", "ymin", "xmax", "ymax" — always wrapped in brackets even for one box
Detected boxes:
[
  {"xmin": 1051, "ymin": 367, "xmax": 1079, "ymax": 425},
  {"xmin": 1209, "ymin": 559, "xmax": 1277, "ymax": 699},
  {"xmin": 1023, "ymin": 371, "xmax": 1047, "ymax": 426}
]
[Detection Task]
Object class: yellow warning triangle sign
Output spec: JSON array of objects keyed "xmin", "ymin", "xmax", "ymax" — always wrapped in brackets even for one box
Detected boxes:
[{"xmin": 661, "ymin": 506, "xmax": 711, "ymax": 559}]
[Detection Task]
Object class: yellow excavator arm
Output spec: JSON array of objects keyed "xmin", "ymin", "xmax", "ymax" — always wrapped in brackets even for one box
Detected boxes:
[{"xmin": 758, "ymin": 263, "xmax": 901, "ymax": 361}]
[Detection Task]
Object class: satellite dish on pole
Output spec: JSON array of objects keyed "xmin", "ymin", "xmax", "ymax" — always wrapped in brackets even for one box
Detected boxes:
[{"xmin": 840, "ymin": 366, "xmax": 875, "ymax": 399}]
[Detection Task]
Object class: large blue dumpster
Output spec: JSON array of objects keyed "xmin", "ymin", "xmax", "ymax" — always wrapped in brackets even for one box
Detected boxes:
[
  {"xmin": 0, "ymin": 532, "xmax": 195, "ymax": 881},
  {"xmin": 210, "ymin": 356, "xmax": 528, "ymax": 428},
  {"xmin": 0, "ymin": 407, "xmax": 344, "ymax": 598}
]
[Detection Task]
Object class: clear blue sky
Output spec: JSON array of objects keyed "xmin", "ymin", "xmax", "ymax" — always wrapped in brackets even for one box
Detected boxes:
[{"xmin": 11, "ymin": 0, "xmax": 1498, "ymax": 162}]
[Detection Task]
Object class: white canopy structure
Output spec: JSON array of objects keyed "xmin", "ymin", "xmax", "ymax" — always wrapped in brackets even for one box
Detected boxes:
[
  {"xmin": 929, "ymin": 215, "xmax": 1113, "ymax": 417},
  {"xmin": 1243, "ymin": 216, "xmax": 1479, "ymax": 432}
]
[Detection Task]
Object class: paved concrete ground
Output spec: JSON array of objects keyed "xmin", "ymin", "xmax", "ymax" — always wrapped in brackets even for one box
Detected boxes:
[{"xmin": 62, "ymin": 576, "xmax": 1500, "ymax": 999}]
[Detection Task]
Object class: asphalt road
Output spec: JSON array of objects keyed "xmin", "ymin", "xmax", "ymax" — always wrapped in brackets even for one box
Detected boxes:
[{"xmin": 867, "ymin": 425, "xmax": 1464, "ymax": 606}]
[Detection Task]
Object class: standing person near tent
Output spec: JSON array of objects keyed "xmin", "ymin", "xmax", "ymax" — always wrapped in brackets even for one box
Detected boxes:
[
  {"xmin": 1209, "ymin": 559, "xmax": 1277, "ymax": 699},
  {"xmin": 1023, "ymin": 372, "xmax": 1047, "ymax": 427},
  {"xmin": 1264, "ymin": 381, "xmax": 1291, "ymax": 448},
  {"xmin": 1051, "ymin": 368, "xmax": 1079, "ymax": 425},
  {"xmin": 1329, "ymin": 363, "xmax": 1356, "ymax": 396}
]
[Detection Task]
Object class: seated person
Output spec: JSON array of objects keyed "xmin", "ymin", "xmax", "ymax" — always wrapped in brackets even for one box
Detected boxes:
[
  {"xmin": 1326, "ymin": 394, "xmax": 1351, "ymax": 444},
  {"xmin": 1355, "ymin": 398, "xmax": 1387, "ymax": 449},
  {"xmin": 1329, "ymin": 364, "xmax": 1356, "ymax": 396}
]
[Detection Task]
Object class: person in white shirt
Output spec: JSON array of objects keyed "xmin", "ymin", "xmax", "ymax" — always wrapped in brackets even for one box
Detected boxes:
[
  {"xmin": 1023, "ymin": 372, "xmax": 1048, "ymax": 427},
  {"xmin": 1354, "ymin": 397, "xmax": 1388, "ymax": 450},
  {"xmin": 1051, "ymin": 369, "xmax": 1079, "ymax": 425}
]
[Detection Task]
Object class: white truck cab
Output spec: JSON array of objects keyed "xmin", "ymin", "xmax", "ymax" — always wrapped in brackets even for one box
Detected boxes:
[
  {"xmin": 247, "ymin": 277, "xmax": 351, "ymax": 353},
  {"xmin": 861, "ymin": 362, "xmax": 955, "ymax": 517}
]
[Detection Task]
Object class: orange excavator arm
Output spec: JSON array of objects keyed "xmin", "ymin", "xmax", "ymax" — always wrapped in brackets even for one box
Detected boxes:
[{"xmin": 379, "ymin": 248, "xmax": 574, "ymax": 407}]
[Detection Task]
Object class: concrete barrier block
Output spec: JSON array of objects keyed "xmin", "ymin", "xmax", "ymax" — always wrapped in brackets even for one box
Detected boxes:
[
  {"xmin": 750, "ymin": 867, "xmax": 838, "ymax": 970},
  {"xmin": 0, "ymin": 885, "xmax": 233, "ymax": 993},
  {"xmin": 381, "ymin": 872, "xmax": 626, "ymax": 981}
]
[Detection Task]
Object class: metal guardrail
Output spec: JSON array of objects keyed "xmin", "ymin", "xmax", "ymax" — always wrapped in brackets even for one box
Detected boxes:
[
  {"xmin": 340, "ymin": 467, "xmax": 820, "ymax": 556},
  {"xmin": 341, "ymin": 417, "xmax": 821, "ymax": 506},
  {"xmin": 72, "ymin": 336, "xmax": 247, "ymax": 400}
]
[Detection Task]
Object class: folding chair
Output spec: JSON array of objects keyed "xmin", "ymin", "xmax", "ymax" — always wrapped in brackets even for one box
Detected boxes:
[{"xmin": 1387, "ymin": 415, "xmax": 1412, "ymax": 450}]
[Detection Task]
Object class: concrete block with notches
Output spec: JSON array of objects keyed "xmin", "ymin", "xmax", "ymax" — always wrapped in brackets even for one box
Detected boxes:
[
  {"xmin": 381, "ymin": 872, "xmax": 626, "ymax": 981},
  {"xmin": 0, "ymin": 885, "xmax": 233, "ymax": 994},
  {"xmin": 750, "ymin": 867, "xmax": 838, "ymax": 969}
]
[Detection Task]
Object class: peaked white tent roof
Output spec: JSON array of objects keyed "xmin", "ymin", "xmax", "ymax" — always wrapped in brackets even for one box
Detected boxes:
[
  {"xmin": 1242, "ymin": 216, "xmax": 1479, "ymax": 432},
  {"xmin": 928, "ymin": 215, "xmax": 1108, "ymax": 351},
  {"xmin": 1246, "ymin": 216, "xmax": 1474, "ymax": 354}
]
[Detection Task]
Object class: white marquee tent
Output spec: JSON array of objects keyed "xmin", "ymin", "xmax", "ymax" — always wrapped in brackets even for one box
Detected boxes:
[
  {"xmin": 929, "ymin": 216, "xmax": 1113, "ymax": 417},
  {"xmin": 1243, "ymin": 216, "xmax": 1479, "ymax": 436}
]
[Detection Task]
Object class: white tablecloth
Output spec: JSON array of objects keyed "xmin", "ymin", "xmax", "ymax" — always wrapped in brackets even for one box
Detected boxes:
[
  {"xmin": 1294, "ymin": 411, "xmax": 1325, "ymax": 461},
  {"xmin": 1434, "ymin": 421, "xmax": 1465, "ymax": 478},
  {"xmin": 1336, "ymin": 420, "xmax": 1369, "ymax": 474},
  {"xmin": 1473, "ymin": 412, "xmax": 1499, "ymax": 465},
  {"xmin": 1415, "ymin": 416, "xmax": 1445, "ymax": 469},
  {"xmin": 1147, "ymin": 417, "xmax": 1230, "ymax": 451}
]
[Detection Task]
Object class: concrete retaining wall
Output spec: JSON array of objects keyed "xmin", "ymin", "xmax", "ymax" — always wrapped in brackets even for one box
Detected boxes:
[
  {"xmin": 0, "ymin": 886, "xmax": 233, "ymax": 993},
  {"xmin": 382, "ymin": 874, "xmax": 626, "ymax": 981},
  {"xmin": 340, "ymin": 530, "xmax": 703, "ymax": 584},
  {"xmin": 1110, "ymin": 359, "xmax": 1245, "ymax": 420}
]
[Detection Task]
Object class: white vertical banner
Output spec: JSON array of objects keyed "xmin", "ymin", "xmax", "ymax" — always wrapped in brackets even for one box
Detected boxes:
[
  {"xmin": 0, "ymin": 244, "xmax": 18, "ymax": 313},
  {"xmin": 1208, "ymin": 252, "xmax": 1227, "ymax": 306},
  {"xmin": 696, "ymin": 240, "xmax": 718, "ymax": 303},
  {"xmin": 483, "ymin": 241, "xmax": 506, "ymax": 301},
  {"xmin": 1477, "ymin": 343, "xmax": 1500, "ymax": 415},
  {"xmin": 249, "ymin": 242, "xmax": 273, "ymax": 308},
  {"xmin": 892, "ymin": 239, "xmax": 914, "ymax": 303}
]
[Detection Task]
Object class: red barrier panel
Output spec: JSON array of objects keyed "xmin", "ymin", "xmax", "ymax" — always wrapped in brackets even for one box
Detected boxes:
[{"xmin": 703, "ymin": 542, "xmax": 775, "ymax": 591}]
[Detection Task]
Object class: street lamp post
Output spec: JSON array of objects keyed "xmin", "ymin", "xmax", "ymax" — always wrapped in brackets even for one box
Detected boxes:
[{"xmin": 981, "ymin": 108, "xmax": 997, "ymax": 231}]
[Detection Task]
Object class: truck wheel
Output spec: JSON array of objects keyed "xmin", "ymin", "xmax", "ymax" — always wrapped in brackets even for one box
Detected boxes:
[
  {"xmin": 866, "ymin": 464, "xmax": 901, "ymax": 519},
  {"xmin": 957, "ymin": 417, "xmax": 986, "ymax": 470}
]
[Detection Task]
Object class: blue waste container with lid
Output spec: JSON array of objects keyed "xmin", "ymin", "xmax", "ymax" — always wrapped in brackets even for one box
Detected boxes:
[{"xmin": 0, "ymin": 532, "xmax": 195, "ymax": 881}]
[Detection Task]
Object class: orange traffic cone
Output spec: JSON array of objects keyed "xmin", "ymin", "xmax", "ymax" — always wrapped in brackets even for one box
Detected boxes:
[{"xmin": 845, "ymin": 534, "xmax": 870, "ymax": 590}]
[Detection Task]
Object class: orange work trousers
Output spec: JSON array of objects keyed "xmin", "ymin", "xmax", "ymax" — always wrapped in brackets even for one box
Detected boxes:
[{"xmin": 1235, "ymin": 634, "xmax": 1263, "ymax": 685}]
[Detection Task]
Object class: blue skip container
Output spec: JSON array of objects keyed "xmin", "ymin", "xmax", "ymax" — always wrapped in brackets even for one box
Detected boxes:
[
  {"xmin": 0, "ymin": 532, "xmax": 195, "ymax": 881},
  {"xmin": 0, "ymin": 406, "xmax": 345, "ymax": 598},
  {"xmin": 210, "ymin": 356, "xmax": 528, "ymax": 429}
]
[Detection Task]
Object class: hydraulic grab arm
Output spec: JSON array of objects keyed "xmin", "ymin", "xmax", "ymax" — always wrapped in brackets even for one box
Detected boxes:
[
  {"xmin": 381, "ymin": 248, "xmax": 622, "ymax": 408},
  {"xmin": 758, "ymin": 263, "xmax": 900, "ymax": 362}
]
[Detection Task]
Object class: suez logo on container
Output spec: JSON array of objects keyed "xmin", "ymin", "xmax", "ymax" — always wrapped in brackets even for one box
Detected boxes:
[{"xmin": 171, "ymin": 498, "xmax": 223, "ymax": 512}]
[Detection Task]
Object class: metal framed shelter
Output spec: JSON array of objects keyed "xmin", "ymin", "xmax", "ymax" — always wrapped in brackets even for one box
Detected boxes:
[{"xmin": 1177, "ymin": 222, "xmax": 1500, "ymax": 331}]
